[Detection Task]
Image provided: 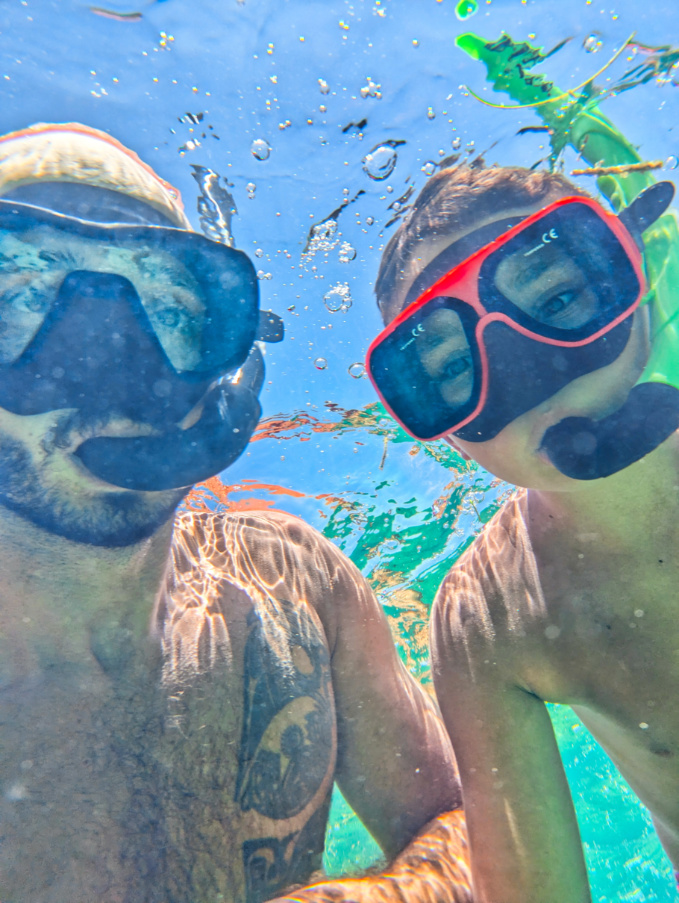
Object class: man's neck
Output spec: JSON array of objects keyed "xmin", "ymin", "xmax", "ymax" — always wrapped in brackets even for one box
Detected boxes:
[{"xmin": 0, "ymin": 507, "xmax": 175, "ymax": 681}]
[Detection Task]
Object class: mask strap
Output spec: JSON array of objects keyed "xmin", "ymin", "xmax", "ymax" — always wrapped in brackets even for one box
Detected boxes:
[
  {"xmin": 618, "ymin": 181, "xmax": 675, "ymax": 248},
  {"xmin": 257, "ymin": 309, "xmax": 284, "ymax": 343}
]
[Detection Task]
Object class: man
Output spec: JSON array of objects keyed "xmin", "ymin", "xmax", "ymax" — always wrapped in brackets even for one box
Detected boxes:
[
  {"xmin": 0, "ymin": 123, "xmax": 471, "ymax": 902},
  {"xmin": 368, "ymin": 160, "xmax": 679, "ymax": 902}
]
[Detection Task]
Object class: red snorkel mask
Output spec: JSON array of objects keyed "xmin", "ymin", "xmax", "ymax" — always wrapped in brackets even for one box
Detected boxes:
[{"xmin": 367, "ymin": 184, "xmax": 677, "ymax": 475}]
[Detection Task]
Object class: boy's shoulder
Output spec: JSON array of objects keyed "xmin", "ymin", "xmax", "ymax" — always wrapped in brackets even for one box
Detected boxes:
[{"xmin": 433, "ymin": 489, "xmax": 549, "ymax": 649}]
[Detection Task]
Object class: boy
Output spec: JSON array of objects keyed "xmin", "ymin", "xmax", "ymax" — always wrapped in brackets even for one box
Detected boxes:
[{"xmin": 367, "ymin": 162, "xmax": 679, "ymax": 902}]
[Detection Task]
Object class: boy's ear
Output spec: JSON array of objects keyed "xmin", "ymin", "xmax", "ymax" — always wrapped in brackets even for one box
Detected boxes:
[{"xmin": 443, "ymin": 433, "xmax": 471, "ymax": 461}]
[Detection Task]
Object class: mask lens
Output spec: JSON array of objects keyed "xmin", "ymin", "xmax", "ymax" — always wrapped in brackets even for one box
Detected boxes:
[
  {"xmin": 481, "ymin": 204, "xmax": 641, "ymax": 338},
  {"xmin": 0, "ymin": 204, "xmax": 259, "ymax": 377},
  {"xmin": 0, "ymin": 228, "xmax": 63, "ymax": 363},
  {"xmin": 368, "ymin": 296, "xmax": 480, "ymax": 440}
]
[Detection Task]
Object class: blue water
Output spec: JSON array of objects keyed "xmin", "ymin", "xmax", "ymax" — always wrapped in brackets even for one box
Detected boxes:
[{"xmin": 4, "ymin": 0, "xmax": 679, "ymax": 898}]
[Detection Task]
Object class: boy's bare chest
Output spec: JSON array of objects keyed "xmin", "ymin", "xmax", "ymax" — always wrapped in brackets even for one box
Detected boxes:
[
  {"xmin": 529, "ymin": 548, "xmax": 679, "ymax": 818},
  {"xmin": 0, "ymin": 604, "xmax": 337, "ymax": 903}
]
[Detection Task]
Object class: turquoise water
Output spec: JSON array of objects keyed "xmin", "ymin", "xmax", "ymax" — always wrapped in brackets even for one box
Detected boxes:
[
  {"xmin": 190, "ymin": 409, "xmax": 679, "ymax": 900},
  {"xmin": 5, "ymin": 0, "xmax": 679, "ymax": 897}
]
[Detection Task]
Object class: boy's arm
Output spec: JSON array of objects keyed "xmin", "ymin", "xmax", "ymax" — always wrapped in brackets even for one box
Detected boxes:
[
  {"xmin": 430, "ymin": 569, "xmax": 591, "ymax": 903},
  {"xmin": 268, "ymin": 810, "xmax": 471, "ymax": 902}
]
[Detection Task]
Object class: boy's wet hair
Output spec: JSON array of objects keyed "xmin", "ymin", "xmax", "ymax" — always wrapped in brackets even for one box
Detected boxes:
[{"xmin": 375, "ymin": 162, "xmax": 591, "ymax": 322}]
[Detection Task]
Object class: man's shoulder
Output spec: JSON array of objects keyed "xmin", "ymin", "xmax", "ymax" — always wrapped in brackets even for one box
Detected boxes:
[
  {"xmin": 168, "ymin": 507, "xmax": 378, "ymax": 646},
  {"xmin": 172, "ymin": 507, "xmax": 333, "ymax": 556}
]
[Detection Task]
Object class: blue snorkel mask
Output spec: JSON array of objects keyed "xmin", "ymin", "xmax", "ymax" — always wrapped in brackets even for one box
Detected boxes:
[{"xmin": 0, "ymin": 188, "xmax": 283, "ymax": 491}]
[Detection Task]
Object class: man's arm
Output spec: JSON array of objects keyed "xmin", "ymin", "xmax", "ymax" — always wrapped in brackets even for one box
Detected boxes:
[
  {"xmin": 429, "ymin": 567, "xmax": 591, "ymax": 903},
  {"xmin": 321, "ymin": 542, "xmax": 463, "ymax": 857},
  {"xmin": 270, "ymin": 519, "xmax": 472, "ymax": 901}
]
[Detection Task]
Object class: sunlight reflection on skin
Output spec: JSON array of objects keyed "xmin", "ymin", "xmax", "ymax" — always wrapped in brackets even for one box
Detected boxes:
[{"xmin": 155, "ymin": 508, "xmax": 372, "ymax": 683}]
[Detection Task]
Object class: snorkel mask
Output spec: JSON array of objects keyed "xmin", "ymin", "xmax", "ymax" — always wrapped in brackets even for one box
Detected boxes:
[
  {"xmin": 0, "ymin": 123, "xmax": 282, "ymax": 491},
  {"xmin": 367, "ymin": 182, "xmax": 676, "ymax": 474}
]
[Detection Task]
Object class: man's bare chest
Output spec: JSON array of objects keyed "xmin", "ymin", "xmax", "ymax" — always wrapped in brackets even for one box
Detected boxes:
[{"xmin": 0, "ymin": 601, "xmax": 337, "ymax": 903}]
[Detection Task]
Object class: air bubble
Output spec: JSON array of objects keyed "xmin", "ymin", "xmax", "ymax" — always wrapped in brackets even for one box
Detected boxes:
[
  {"xmin": 338, "ymin": 242, "xmax": 357, "ymax": 263},
  {"xmin": 323, "ymin": 282, "xmax": 353, "ymax": 312},
  {"xmin": 246, "ymin": 182, "xmax": 256, "ymax": 199},
  {"xmin": 348, "ymin": 362, "xmax": 366, "ymax": 379},
  {"xmin": 427, "ymin": 107, "xmax": 436, "ymax": 120},
  {"xmin": 251, "ymin": 138, "xmax": 271, "ymax": 161},
  {"xmin": 665, "ymin": 155, "xmax": 678, "ymax": 170},
  {"xmin": 318, "ymin": 78, "xmax": 330, "ymax": 94},
  {"xmin": 178, "ymin": 140, "xmax": 200, "ymax": 154},
  {"xmin": 455, "ymin": 0, "xmax": 478, "ymax": 19},
  {"xmin": 255, "ymin": 248, "xmax": 264, "ymax": 258},
  {"xmin": 583, "ymin": 33, "xmax": 603, "ymax": 53},
  {"xmin": 366, "ymin": 216, "xmax": 375, "ymax": 225},
  {"xmin": 452, "ymin": 136, "xmax": 462, "ymax": 150},
  {"xmin": 362, "ymin": 144, "xmax": 398, "ymax": 180},
  {"xmin": 421, "ymin": 161, "xmax": 436, "ymax": 175},
  {"xmin": 314, "ymin": 357, "xmax": 328, "ymax": 370}
]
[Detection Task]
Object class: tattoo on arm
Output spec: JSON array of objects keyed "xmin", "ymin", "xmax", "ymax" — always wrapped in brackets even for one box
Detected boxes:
[{"xmin": 236, "ymin": 601, "xmax": 336, "ymax": 902}]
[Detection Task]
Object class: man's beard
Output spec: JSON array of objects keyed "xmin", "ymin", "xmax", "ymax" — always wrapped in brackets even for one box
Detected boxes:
[{"xmin": 0, "ymin": 409, "xmax": 189, "ymax": 548}]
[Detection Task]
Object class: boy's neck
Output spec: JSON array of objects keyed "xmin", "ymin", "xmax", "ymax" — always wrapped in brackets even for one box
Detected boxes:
[{"xmin": 527, "ymin": 430, "xmax": 679, "ymax": 544}]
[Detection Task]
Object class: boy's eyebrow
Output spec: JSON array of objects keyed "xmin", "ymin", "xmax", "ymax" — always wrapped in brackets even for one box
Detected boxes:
[
  {"xmin": 401, "ymin": 217, "xmax": 521, "ymax": 312},
  {"xmin": 498, "ymin": 244, "xmax": 568, "ymax": 291}
]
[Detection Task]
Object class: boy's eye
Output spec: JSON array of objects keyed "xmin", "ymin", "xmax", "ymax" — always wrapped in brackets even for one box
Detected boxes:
[
  {"xmin": 540, "ymin": 290, "xmax": 576, "ymax": 318},
  {"xmin": 443, "ymin": 355, "xmax": 472, "ymax": 380}
]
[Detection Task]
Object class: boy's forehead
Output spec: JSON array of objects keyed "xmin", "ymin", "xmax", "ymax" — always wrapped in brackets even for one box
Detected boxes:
[{"xmin": 383, "ymin": 200, "xmax": 557, "ymax": 325}]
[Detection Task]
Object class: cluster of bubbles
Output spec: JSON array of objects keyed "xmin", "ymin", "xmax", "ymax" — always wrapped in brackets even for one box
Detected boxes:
[
  {"xmin": 323, "ymin": 282, "xmax": 353, "ymax": 313},
  {"xmin": 363, "ymin": 144, "xmax": 398, "ymax": 180},
  {"xmin": 246, "ymin": 182, "xmax": 256, "ymax": 199},
  {"xmin": 251, "ymin": 138, "xmax": 271, "ymax": 161},
  {"xmin": 338, "ymin": 241, "xmax": 357, "ymax": 263},
  {"xmin": 360, "ymin": 78, "xmax": 382, "ymax": 99},
  {"xmin": 303, "ymin": 218, "xmax": 339, "ymax": 266}
]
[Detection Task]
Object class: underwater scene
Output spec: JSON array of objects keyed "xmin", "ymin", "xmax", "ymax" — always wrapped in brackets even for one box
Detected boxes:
[{"xmin": 2, "ymin": 0, "xmax": 679, "ymax": 900}]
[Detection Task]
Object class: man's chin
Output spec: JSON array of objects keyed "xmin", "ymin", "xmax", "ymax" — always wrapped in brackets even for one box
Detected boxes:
[{"xmin": 0, "ymin": 434, "xmax": 187, "ymax": 547}]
